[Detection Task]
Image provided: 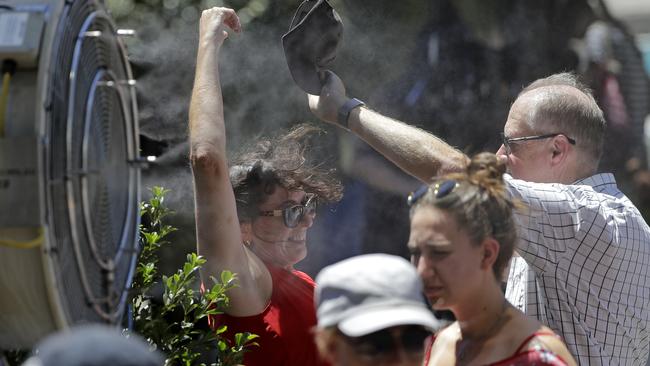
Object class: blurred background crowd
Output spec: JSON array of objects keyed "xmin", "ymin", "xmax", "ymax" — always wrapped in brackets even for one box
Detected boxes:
[{"xmin": 105, "ymin": 0, "xmax": 650, "ymax": 277}]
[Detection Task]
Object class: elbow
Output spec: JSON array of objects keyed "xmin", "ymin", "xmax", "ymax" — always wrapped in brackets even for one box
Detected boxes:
[
  {"xmin": 423, "ymin": 150, "xmax": 468, "ymax": 179},
  {"xmin": 190, "ymin": 144, "xmax": 225, "ymax": 173},
  {"xmin": 451, "ymin": 154, "xmax": 471, "ymax": 173}
]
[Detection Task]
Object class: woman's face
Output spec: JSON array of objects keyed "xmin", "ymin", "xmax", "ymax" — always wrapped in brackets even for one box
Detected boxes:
[
  {"xmin": 408, "ymin": 206, "xmax": 485, "ymax": 311},
  {"xmin": 247, "ymin": 187, "xmax": 316, "ymax": 268}
]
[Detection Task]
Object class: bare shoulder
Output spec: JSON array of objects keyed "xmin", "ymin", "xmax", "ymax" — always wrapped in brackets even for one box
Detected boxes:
[
  {"xmin": 501, "ymin": 308, "xmax": 576, "ymax": 365},
  {"xmin": 435, "ymin": 321, "xmax": 461, "ymax": 343},
  {"xmin": 523, "ymin": 326, "xmax": 577, "ymax": 366},
  {"xmin": 427, "ymin": 322, "xmax": 460, "ymax": 366}
]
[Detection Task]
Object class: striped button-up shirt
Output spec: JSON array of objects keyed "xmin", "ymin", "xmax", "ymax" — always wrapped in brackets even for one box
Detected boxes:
[{"xmin": 504, "ymin": 173, "xmax": 650, "ymax": 366}]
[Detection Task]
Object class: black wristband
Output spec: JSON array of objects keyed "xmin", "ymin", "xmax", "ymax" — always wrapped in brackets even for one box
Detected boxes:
[{"xmin": 337, "ymin": 98, "xmax": 365, "ymax": 129}]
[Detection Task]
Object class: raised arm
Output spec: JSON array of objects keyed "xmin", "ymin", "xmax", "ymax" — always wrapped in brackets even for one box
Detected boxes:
[
  {"xmin": 308, "ymin": 71, "xmax": 469, "ymax": 182},
  {"xmin": 189, "ymin": 8, "xmax": 269, "ymax": 316}
]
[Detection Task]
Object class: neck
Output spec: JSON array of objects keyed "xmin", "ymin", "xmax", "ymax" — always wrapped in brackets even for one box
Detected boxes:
[
  {"xmin": 559, "ymin": 154, "xmax": 597, "ymax": 184},
  {"xmin": 453, "ymin": 280, "xmax": 509, "ymax": 340},
  {"xmin": 248, "ymin": 239, "xmax": 294, "ymax": 270}
]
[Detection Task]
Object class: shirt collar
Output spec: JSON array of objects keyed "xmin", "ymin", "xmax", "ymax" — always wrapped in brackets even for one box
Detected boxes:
[{"xmin": 572, "ymin": 173, "xmax": 617, "ymax": 193}]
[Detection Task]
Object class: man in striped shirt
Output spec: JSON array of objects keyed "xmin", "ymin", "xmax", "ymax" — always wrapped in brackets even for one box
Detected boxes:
[{"xmin": 306, "ymin": 71, "xmax": 650, "ymax": 365}]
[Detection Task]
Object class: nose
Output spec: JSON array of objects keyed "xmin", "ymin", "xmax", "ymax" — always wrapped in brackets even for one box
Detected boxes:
[
  {"xmin": 496, "ymin": 144, "xmax": 507, "ymax": 156},
  {"xmin": 414, "ymin": 255, "xmax": 434, "ymax": 279},
  {"xmin": 495, "ymin": 145, "xmax": 511, "ymax": 165}
]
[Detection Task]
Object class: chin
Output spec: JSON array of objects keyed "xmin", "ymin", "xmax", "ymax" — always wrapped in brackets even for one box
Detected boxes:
[
  {"xmin": 286, "ymin": 245, "xmax": 308, "ymax": 266},
  {"xmin": 431, "ymin": 298, "xmax": 452, "ymax": 311},
  {"xmin": 295, "ymin": 247, "xmax": 308, "ymax": 263}
]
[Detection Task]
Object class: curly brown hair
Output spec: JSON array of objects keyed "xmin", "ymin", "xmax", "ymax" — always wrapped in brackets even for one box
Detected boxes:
[
  {"xmin": 229, "ymin": 124, "xmax": 343, "ymax": 222},
  {"xmin": 410, "ymin": 152, "xmax": 517, "ymax": 281}
]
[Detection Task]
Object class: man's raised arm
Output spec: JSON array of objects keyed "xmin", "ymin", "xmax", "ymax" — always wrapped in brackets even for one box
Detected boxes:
[{"xmin": 308, "ymin": 71, "xmax": 469, "ymax": 182}]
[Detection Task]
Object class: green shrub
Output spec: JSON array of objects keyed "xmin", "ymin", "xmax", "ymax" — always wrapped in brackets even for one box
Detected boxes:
[{"xmin": 132, "ymin": 186, "xmax": 257, "ymax": 366}]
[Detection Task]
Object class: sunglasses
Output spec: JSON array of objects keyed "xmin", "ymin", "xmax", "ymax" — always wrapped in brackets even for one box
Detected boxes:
[
  {"xmin": 258, "ymin": 193, "xmax": 317, "ymax": 228},
  {"xmin": 340, "ymin": 325, "xmax": 431, "ymax": 358},
  {"xmin": 407, "ymin": 180, "xmax": 459, "ymax": 207},
  {"xmin": 500, "ymin": 132, "xmax": 576, "ymax": 155}
]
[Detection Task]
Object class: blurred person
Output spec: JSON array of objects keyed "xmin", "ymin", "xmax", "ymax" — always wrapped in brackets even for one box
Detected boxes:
[
  {"xmin": 572, "ymin": 0, "xmax": 650, "ymax": 222},
  {"xmin": 21, "ymin": 325, "xmax": 163, "ymax": 366},
  {"xmin": 306, "ymin": 70, "xmax": 650, "ymax": 365},
  {"xmin": 189, "ymin": 7, "xmax": 341, "ymax": 366},
  {"xmin": 580, "ymin": 0, "xmax": 650, "ymax": 174},
  {"xmin": 409, "ymin": 153, "xmax": 576, "ymax": 365},
  {"xmin": 313, "ymin": 253, "xmax": 441, "ymax": 366}
]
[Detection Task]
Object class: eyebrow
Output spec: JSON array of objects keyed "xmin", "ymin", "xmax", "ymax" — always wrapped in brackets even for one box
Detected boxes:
[{"xmin": 419, "ymin": 239, "xmax": 453, "ymax": 248}]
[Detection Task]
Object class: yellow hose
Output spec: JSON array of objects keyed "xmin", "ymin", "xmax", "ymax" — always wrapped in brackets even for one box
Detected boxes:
[
  {"xmin": 0, "ymin": 227, "xmax": 44, "ymax": 249},
  {"xmin": 0, "ymin": 71, "xmax": 10, "ymax": 138}
]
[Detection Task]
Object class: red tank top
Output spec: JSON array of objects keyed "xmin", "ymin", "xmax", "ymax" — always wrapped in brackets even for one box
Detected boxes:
[
  {"xmin": 213, "ymin": 264, "xmax": 328, "ymax": 366},
  {"xmin": 424, "ymin": 331, "xmax": 570, "ymax": 366}
]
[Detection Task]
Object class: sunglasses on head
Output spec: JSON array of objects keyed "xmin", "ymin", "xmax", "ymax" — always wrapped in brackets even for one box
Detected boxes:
[
  {"xmin": 407, "ymin": 180, "xmax": 459, "ymax": 207},
  {"xmin": 340, "ymin": 325, "xmax": 431, "ymax": 358},
  {"xmin": 258, "ymin": 193, "xmax": 317, "ymax": 228}
]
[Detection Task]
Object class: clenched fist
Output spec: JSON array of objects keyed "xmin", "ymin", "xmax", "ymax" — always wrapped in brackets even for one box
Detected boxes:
[{"xmin": 198, "ymin": 7, "xmax": 241, "ymax": 47}]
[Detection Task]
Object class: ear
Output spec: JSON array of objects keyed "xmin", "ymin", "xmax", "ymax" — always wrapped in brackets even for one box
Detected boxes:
[
  {"xmin": 550, "ymin": 135, "xmax": 571, "ymax": 166},
  {"xmin": 480, "ymin": 237, "xmax": 500, "ymax": 271}
]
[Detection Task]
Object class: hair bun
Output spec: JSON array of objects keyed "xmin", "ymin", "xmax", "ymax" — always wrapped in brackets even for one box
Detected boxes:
[{"xmin": 466, "ymin": 152, "xmax": 506, "ymax": 192}]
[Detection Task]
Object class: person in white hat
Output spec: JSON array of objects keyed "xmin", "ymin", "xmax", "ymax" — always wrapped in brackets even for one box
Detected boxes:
[{"xmin": 313, "ymin": 253, "xmax": 442, "ymax": 366}]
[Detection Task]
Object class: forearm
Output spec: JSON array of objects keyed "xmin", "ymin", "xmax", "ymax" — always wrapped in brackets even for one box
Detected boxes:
[
  {"xmin": 348, "ymin": 107, "xmax": 469, "ymax": 183},
  {"xmin": 189, "ymin": 41, "xmax": 225, "ymax": 166}
]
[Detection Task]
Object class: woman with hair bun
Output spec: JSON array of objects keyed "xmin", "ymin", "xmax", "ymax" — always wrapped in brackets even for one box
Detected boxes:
[{"xmin": 407, "ymin": 152, "xmax": 576, "ymax": 366}]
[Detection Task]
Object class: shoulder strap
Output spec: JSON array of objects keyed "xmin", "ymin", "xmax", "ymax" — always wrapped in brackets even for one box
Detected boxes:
[
  {"xmin": 513, "ymin": 331, "xmax": 560, "ymax": 354},
  {"xmin": 423, "ymin": 335, "xmax": 435, "ymax": 364}
]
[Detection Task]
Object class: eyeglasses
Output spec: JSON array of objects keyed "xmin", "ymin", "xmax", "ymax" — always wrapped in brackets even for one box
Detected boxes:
[
  {"xmin": 258, "ymin": 193, "xmax": 317, "ymax": 228},
  {"xmin": 340, "ymin": 325, "xmax": 431, "ymax": 358},
  {"xmin": 500, "ymin": 132, "xmax": 576, "ymax": 155},
  {"xmin": 407, "ymin": 180, "xmax": 459, "ymax": 206}
]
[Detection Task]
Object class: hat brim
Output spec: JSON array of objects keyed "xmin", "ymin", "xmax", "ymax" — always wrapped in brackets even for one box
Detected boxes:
[{"xmin": 337, "ymin": 304, "xmax": 442, "ymax": 337}]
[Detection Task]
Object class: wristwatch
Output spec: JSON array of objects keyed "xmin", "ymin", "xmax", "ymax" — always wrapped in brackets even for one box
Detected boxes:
[{"xmin": 337, "ymin": 98, "xmax": 365, "ymax": 129}]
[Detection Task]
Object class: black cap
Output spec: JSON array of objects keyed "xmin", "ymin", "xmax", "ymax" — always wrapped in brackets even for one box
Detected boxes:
[{"xmin": 281, "ymin": 0, "xmax": 343, "ymax": 95}]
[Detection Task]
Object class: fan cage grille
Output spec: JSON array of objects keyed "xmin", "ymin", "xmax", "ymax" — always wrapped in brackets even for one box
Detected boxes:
[{"xmin": 46, "ymin": 0, "xmax": 139, "ymax": 325}]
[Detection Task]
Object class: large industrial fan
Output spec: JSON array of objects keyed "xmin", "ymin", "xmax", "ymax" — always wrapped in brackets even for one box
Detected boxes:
[{"xmin": 0, "ymin": 0, "xmax": 140, "ymax": 349}]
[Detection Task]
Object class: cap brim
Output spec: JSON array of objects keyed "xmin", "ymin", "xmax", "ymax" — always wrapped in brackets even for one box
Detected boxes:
[{"xmin": 337, "ymin": 305, "xmax": 443, "ymax": 337}]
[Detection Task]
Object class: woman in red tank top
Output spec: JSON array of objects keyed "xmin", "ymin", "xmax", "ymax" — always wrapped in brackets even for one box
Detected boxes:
[
  {"xmin": 189, "ymin": 7, "xmax": 342, "ymax": 365},
  {"xmin": 407, "ymin": 153, "xmax": 577, "ymax": 366}
]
